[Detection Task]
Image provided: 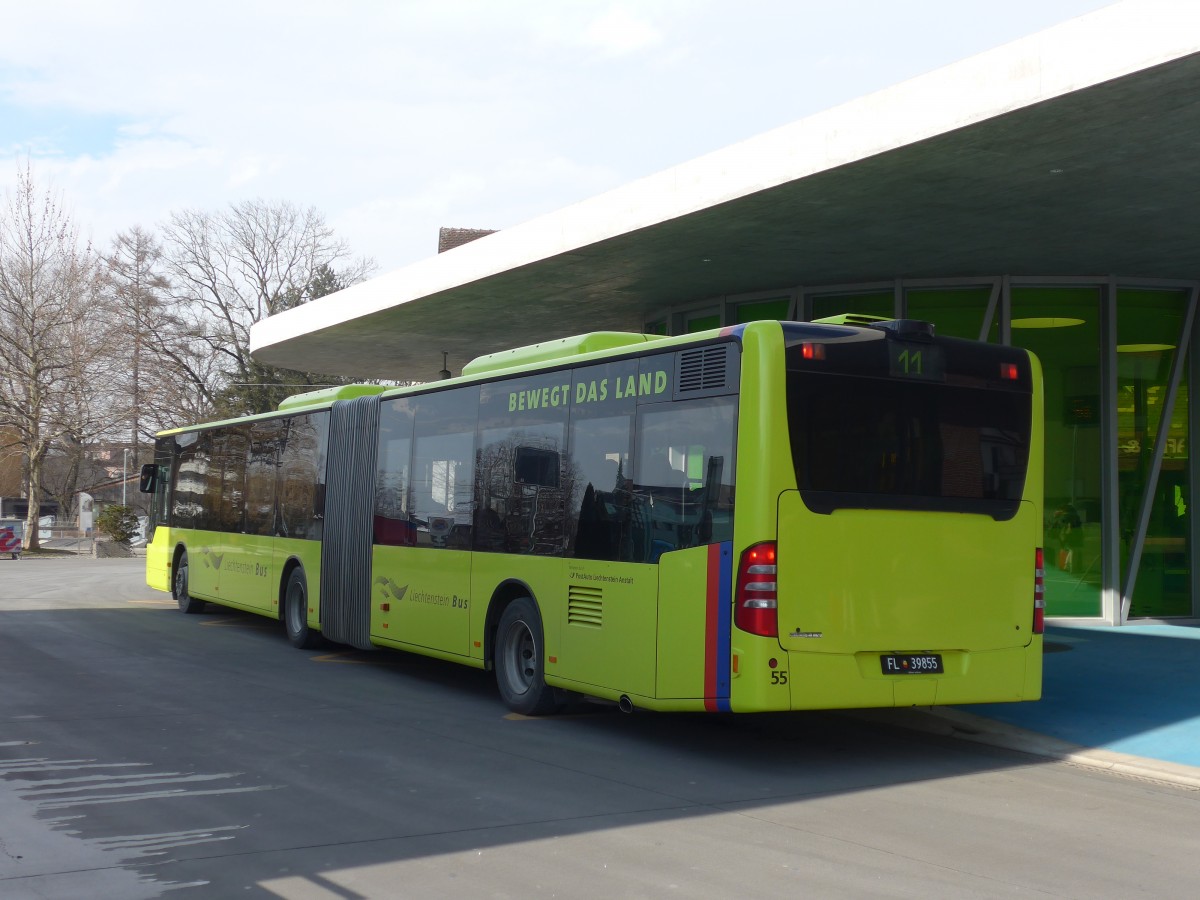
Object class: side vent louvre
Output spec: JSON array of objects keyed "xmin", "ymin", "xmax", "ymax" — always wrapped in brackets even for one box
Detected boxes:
[
  {"xmin": 568, "ymin": 585, "xmax": 603, "ymax": 628},
  {"xmin": 674, "ymin": 343, "xmax": 739, "ymax": 400}
]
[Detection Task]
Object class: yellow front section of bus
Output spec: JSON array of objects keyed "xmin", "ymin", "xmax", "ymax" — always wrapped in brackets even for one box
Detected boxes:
[
  {"xmin": 146, "ymin": 526, "xmax": 173, "ymax": 592},
  {"xmin": 776, "ymin": 494, "xmax": 1042, "ymax": 708}
]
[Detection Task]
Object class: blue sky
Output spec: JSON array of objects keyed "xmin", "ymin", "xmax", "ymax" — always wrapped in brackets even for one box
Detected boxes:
[{"xmin": 0, "ymin": 0, "xmax": 1112, "ymax": 274}]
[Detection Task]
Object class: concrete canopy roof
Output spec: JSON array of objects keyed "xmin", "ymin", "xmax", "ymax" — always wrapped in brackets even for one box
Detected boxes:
[{"xmin": 250, "ymin": 1, "xmax": 1200, "ymax": 382}]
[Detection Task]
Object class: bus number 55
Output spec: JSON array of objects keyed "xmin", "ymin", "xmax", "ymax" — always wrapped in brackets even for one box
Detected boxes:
[{"xmin": 770, "ymin": 670, "xmax": 788, "ymax": 685}]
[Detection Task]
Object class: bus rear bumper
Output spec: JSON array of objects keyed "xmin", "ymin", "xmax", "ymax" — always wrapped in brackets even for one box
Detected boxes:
[{"xmin": 784, "ymin": 643, "xmax": 1042, "ymax": 710}]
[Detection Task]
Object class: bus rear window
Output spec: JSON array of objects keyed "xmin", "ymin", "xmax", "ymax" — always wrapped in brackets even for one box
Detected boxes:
[{"xmin": 785, "ymin": 336, "xmax": 1032, "ymax": 519}]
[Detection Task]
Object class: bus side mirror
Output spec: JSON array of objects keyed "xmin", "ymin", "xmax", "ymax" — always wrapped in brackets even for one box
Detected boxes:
[{"xmin": 139, "ymin": 463, "xmax": 158, "ymax": 494}]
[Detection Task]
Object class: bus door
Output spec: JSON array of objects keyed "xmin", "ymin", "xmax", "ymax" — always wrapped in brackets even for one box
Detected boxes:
[
  {"xmin": 170, "ymin": 431, "xmax": 221, "ymax": 601},
  {"xmin": 372, "ymin": 388, "xmax": 477, "ymax": 657},
  {"xmin": 224, "ymin": 421, "xmax": 283, "ymax": 612}
]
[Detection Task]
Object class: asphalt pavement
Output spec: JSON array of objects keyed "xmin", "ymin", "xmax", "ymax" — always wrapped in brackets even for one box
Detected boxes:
[
  {"xmin": 3, "ymin": 558, "xmax": 1199, "ymax": 899},
  {"xmin": 5, "ymin": 554, "xmax": 1199, "ymax": 788}
]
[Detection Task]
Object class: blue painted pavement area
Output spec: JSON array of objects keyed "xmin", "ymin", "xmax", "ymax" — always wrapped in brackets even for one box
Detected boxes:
[{"xmin": 963, "ymin": 622, "xmax": 1200, "ymax": 769}]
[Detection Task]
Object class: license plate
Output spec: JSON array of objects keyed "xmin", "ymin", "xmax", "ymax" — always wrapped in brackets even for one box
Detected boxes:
[{"xmin": 880, "ymin": 653, "xmax": 943, "ymax": 675}]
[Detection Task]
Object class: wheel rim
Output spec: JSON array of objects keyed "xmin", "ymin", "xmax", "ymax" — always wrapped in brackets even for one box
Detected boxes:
[{"xmin": 500, "ymin": 619, "xmax": 537, "ymax": 696}]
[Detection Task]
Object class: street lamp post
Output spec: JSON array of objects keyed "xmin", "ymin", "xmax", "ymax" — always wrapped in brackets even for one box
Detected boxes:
[{"xmin": 122, "ymin": 448, "xmax": 131, "ymax": 507}]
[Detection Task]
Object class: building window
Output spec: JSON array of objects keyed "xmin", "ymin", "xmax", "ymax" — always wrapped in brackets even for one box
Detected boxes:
[{"xmin": 733, "ymin": 297, "xmax": 789, "ymax": 324}]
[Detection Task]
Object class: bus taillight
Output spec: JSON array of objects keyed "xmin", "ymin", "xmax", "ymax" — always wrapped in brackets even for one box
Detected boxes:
[
  {"xmin": 800, "ymin": 342, "xmax": 825, "ymax": 361},
  {"xmin": 736, "ymin": 542, "xmax": 778, "ymax": 637},
  {"xmin": 1033, "ymin": 548, "xmax": 1045, "ymax": 634}
]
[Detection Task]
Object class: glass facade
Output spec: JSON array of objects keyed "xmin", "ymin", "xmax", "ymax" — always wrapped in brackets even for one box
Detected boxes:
[
  {"xmin": 1009, "ymin": 288, "xmax": 1103, "ymax": 617},
  {"xmin": 810, "ymin": 290, "xmax": 893, "ymax": 322},
  {"xmin": 1117, "ymin": 289, "xmax": 1191, "ymax": 617},
  {"xmin": 651, "ymin": 277, "xmax": 1198, "ymax": 622},
  {"xmin": 733, "ymin": 297, "xmax": 790, "ymax": 324},
  {"xmin": 907, "ymin": 287, "xmax": 993, "ymax": 341},
  {"xmin": 684, "ymin": 311, "xmax": 721, "ymax": 333}
]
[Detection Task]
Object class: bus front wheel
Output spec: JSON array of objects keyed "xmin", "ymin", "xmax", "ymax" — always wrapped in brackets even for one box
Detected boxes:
[
  {"xmin": 495, "ymin": 596, "xmax": 561, "ymax": 716},
  {"xmin": 173, "ymin": 552, "xmax": 205, "ymax": 614},
  {"xmin": 284, "ymin": 568, "xmax": 321, "ymax": 649}
]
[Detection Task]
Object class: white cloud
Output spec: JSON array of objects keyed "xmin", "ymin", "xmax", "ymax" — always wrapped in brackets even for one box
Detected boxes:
[
  {"xmin": 0, "ymin": 0, "xmax": 1113, "ymax": 273},
  {"xmin": 584, "ymin": 6, "xmax": 664, "ymax": 56}
]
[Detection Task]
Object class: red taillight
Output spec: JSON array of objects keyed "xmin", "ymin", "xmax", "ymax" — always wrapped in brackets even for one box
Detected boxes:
[
  {"xmin": 1033, "ymin": 547, "xmax": 1045, "ymax": 634},
  {"xmin": 800, "ymin": 342, "xmax": 826, "ymax": 361},
  {"xmin": 736, "ymin": 542, "xmax": 778, "ymax": 637},
  {"xmin": 1001, "ymin": 362, "xmax": 1020, "ymax": 381}
]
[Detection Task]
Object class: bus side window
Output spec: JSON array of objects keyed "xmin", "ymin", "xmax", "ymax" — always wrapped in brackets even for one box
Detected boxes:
[
  {"xmin": 565, "ymin": 358, "xmax": 638, "ymax": 562},
  {"xmin": 202, "ymin": 428, "xmax": 248, "ymax": 534},
  {"xmin": 374, "ymin": 397, "xmax": 415, "ymax": 547},
  {"xmin": 244, "ymin": 421, "xmax": 281, "ymax": 537},
  {"xmin": 409, "ymin": 386, "xmax": 479, "ymax": 550},
  {"xmin": 632, "ymin": 396, "xmax": 738, "ymax": 560},
  {"xmin": 172, "ymin": 431, "xmax": 207, "ymax": 530},
  {"xmin": 476, "ymin": 374, "xmax": 568, "ymax": 557},
  {"xmin": 568, "ymin": 416, "xmax": 633, "ymax": 561},
  {"xmin": 278, "ymin": 414, "xmax": 327, "ymax": 541},
  {"xmin": 476, "ymin": 428, "xmax": 566, "ymax": 555}
]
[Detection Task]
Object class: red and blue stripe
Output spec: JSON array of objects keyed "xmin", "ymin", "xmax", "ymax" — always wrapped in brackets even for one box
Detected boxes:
[{"xmin": 704, "ymin": 541, "xmax": 733, "ymax": 711}]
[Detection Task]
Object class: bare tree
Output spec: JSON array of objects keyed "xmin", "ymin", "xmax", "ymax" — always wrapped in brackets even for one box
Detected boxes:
[
  {"xmin": 101, "ymin": 225, "xmax": 227, "ymax": 458},
  {"xmin": 102, "ymin": 226, "xmax": 172, "ymax": 462},
  {"xmin": 160, "ymin": 200, "xmax": 375, "ymax": 416},
  {"xmin": 0, "ymin": 425, "xmax": 23, "ymax": 497},
  {"xmin": 40, "ymin": 301, "xmax": 131, "ymax": 518},
  {"xmin": 0, "ymin": 164, "xmax": 103, "ymax": 550}
]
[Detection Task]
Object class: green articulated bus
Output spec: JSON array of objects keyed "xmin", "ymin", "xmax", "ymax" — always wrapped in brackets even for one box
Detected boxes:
[{"xmin": 142, "ymin": 318, "xmax": 1045, "ymax": 714}]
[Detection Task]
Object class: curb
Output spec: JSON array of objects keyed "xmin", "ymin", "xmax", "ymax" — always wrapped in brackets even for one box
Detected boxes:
[
  {"xmin": 0, "ymin": 553, "xmax": 83, "ymax": 560},
  {"xmin": 844, "ymin": 707, "xmax": 1200, "ymax": 792}
]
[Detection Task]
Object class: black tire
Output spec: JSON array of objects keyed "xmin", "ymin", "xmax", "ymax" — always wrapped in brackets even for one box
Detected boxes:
[
  {"xmin": 495, "ymin": 596, "xmax": 561, "ymax": 715},
  {"xmin": 173, "ymin": 551, "xmax": 205, "ymax": 614},
  {"xmin": 284, "ymin": 568, "xmax": 321, "ymax": 649}
]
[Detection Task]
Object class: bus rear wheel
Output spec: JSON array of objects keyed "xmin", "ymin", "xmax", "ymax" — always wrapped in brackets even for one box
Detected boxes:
[
  {"xmin": 173, "ymin": 552, "xmax": 205, "ymax": 614},
  {"xmin": 495, "ymin": 596, "xmax": 561, "ymax": 716},
  {"xmin": 284, "ymin": 568, "xmax": 321, "ymax": 649}
]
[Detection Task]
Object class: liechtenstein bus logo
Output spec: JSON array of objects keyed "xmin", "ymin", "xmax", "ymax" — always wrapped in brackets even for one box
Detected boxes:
[
  {"xmin": 373, "ymin": 575, "xmax": 408, "ymax": 601},
  {"xmin": 201, "ymin": 549, "xmax": 224, "ymax": 570}
]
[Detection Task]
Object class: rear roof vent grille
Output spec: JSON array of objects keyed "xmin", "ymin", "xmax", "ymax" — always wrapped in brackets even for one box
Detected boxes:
[{"xmin": 675, "ymin": 343, "xmax": 739, "ymax": 399}]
